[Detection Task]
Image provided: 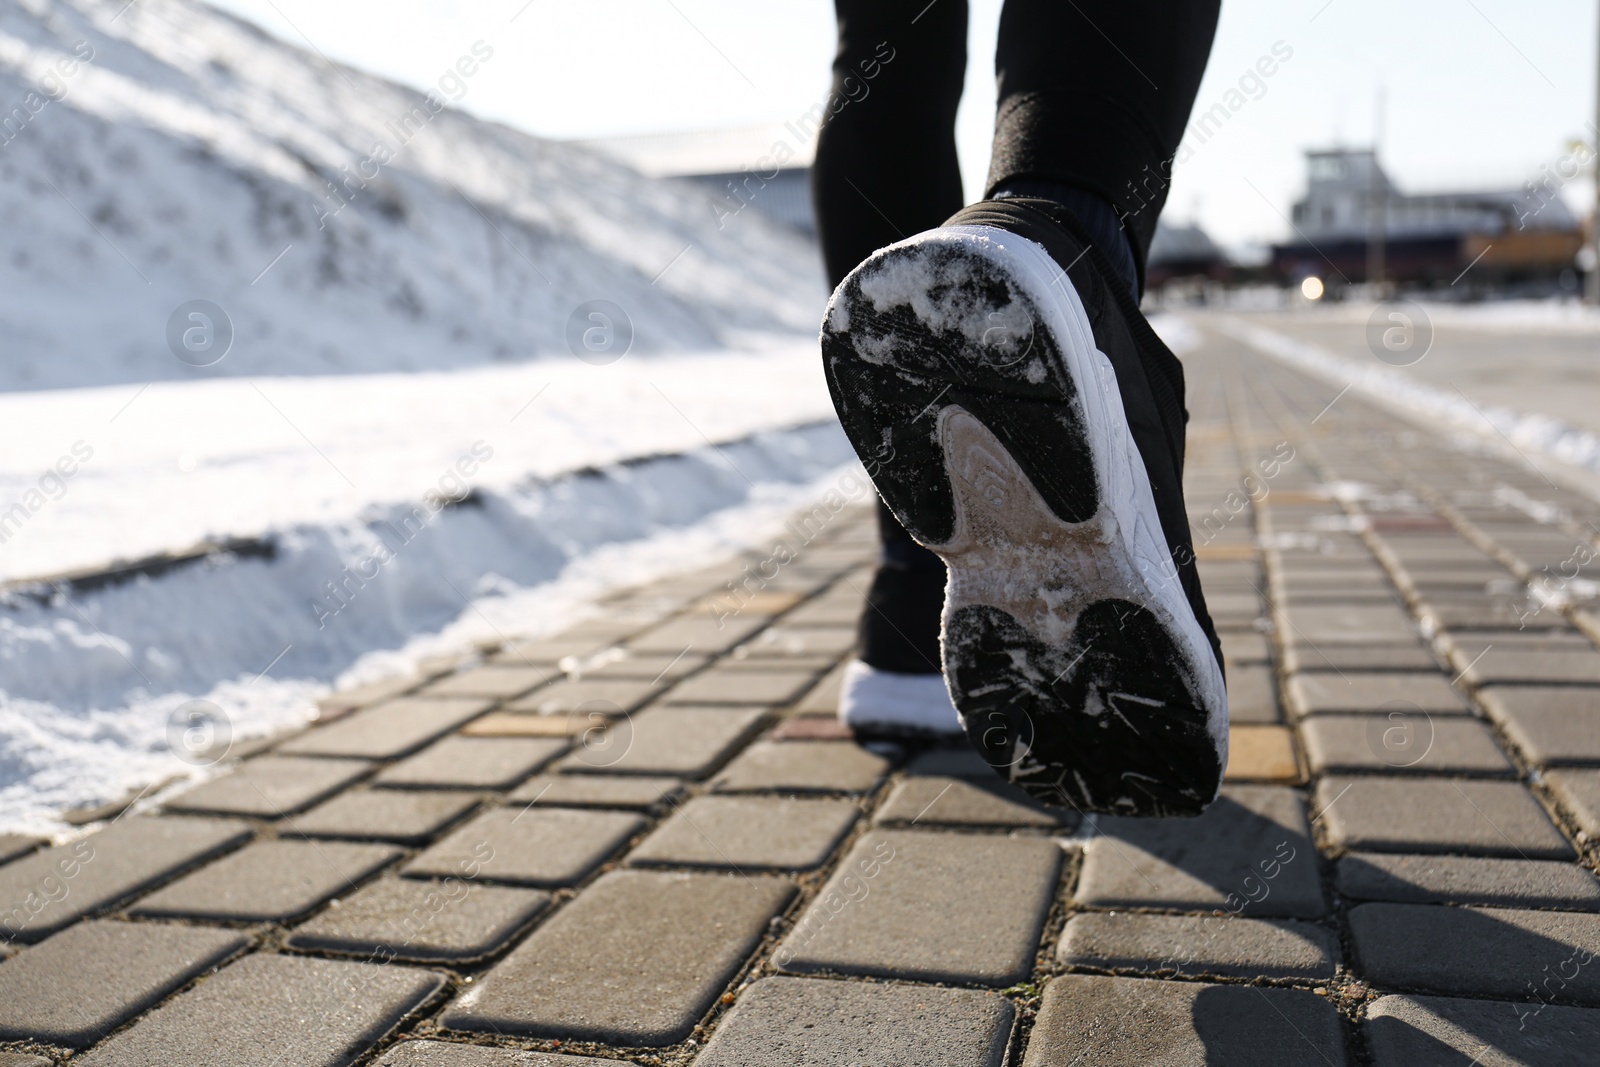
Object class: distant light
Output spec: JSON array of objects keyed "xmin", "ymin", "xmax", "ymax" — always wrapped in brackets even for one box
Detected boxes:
[{"xmin": 1300, "ymin": 276, "xmax": 1325, "ymax": 301}]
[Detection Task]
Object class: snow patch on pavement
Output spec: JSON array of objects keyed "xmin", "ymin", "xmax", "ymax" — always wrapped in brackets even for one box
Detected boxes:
[{"xmin": 1213, "ymin": 316, "xmax": 1600, "ymax": 479}]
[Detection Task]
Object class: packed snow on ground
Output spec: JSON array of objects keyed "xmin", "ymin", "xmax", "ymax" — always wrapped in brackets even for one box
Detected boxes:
[
  {"xmin": 1214, "ymin": 315, "xmax": 1600, "ymax": 479},
  {"xmin": 0, "ymin": 0, "xmax": 854, "ymax": 835}
]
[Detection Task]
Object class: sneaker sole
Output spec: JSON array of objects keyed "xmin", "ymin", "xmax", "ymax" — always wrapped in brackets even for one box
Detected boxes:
[{"xmin": 822, "ymin": 224, "xmax": 1228, "ymax": 816}]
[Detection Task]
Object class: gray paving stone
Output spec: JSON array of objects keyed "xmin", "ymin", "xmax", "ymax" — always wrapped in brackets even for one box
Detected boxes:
[
  {"xmin": 0, "ymin": 816, "xmax": 250, "ymax": 942},
  {"xmin": 130, "ymin": 839, "xmax": 397, "ymax": 922},
  {"xmin": 781, "ymin": 593, "xmax": 864, "ymax": 628},
  {"xmin": 665, "ymin": 666, "xmax": 820, "ymax": 706},
  {"xmin": 504, "ymin": 677, "xmax": 664, "ymax": 715},
  {"xmin": 692, "ymin": 976, "xmax": 1013, "ymax": 1067},
  {"xmin": 872, "ymin": 775, "xmax": 1073, "ymax": 828},
  {"xmin": 288, "ymin": 877, "xmax": 550, "ymax": 963},
  {"xmin": 1076, "ymin": 785, "xmax": 1325, "ymax": 918},
  {"xmin": 1546, "ymin": 769, "xmax": 1600, "ymax": 838},
  {"xmin": 1277, "ymin": 604, "xmax": 1418, "ymax": 645},
  {"xmin": 1021, "ymin": 974, "xmax": 1348, "ymax": 1066},
  {"xmin": 417, "ymin": 667, "xmax": 553, "ymax": 700},
  {"xmin": 163, "ymin": 756, "xmax": 372, "ymax": 817},
  {"xmin": 1366, "ymin": 993, "xmax": 1600, "ymax": 1067},
  {"xmin": 1281, "ymin": 641, "xmax": 1441, "ymax": 673},
  {"xmin": 318, "ymin": 673, "xmax": 430, "ymax": 718},
  {"xmin": 775, "ymin": 829, "xmax": 1060, "ymax": 985},
  {"xmin": 1058, "ymin": 912, "xmax": 1337, "ymax": 980},
  {"xmin": 0, "ymin": 920, "xmax": 247, "ymax": 1046},
  {"xmin": 1301, "ymin": 715, "xmax": 1513, "ymax": 775},
  {"xmin": 505, "ymin": 774, "xmax": 684, "ymax": 809},
  {"xmin": 732, "ymin": 624, "xmax": 856, "ymax": 659},
  {"xmin": 627, "ymin": 613, "xmax": 773, "ymax": 654},
  {"xmin": 403, "ymin": 806, "xmax": 643, "ymax": 887},
  {"xmin": 627, "ymin": 796, "xmax": 858, "ymax": 871},
  {"xmin": 794, "ymin": 660, "xmax": 848, "ymax": 714},
  {"xmin": 1448, "ymin": 639, "xmax": 1600, "ymax": 686},
  {"xmin": 556, "ymin": 705, "xmax": 768, "ymax": 778},
  {"xmin": 0, "ymin": 835, "xmax": 42, "ymax": 866},
  {"xmin": 0, "ymin": 1054, "xmax": 52, "ymax": 1066},
  {"xmin": 74, "ymin": 952, "xmax": 444, "ymax": 1067},
  {"xmin": 1350, "ymin": 903, "xmax": 1600, "ymax": 1003},
  {"xmin": 1316, "ymin": 776, "xmax": 1572, "ymax": 858},
  {"xmin": 1225, "ymin": 665, "xmax": 1281, "ymax": 724},
  {"xmin": 285, "ymin": 790, "xmax": 480, "ymax": 845},
  {"xmin": 1336, "ymin": 852, "xmax": 1600, "ymax": 908},
  {"xmin": 1480, "ymin": 687, "xmax": 1600, "ymax": 766},
  {"xmin": 560, "ymin": 648, "xmax": 711, "ymax": 682},
  {"xmin": 711, "ymin": 740, "xmax": 888, "ymax": 793},
  {"xmin": 376, "ymin": 1044, "xmax": 634, "ymax": 1066},
  {"xmin": 1286, "ymin": 672, "xmax": 1471, "ymax": 716},
  {"xmin": 1220, "ymin": 630, "xmax": 1272, "ymax": 667},
  {"xmin": 277, "ymin": 697, "xmax": 493, "ymax": 760},
  {"xmin": 374, "ymin": 737, "xmax": 569, "ymax": 790},
  {"xmin": 442, "ymin": 869, "xmax": 794, "ymax": 1045}
]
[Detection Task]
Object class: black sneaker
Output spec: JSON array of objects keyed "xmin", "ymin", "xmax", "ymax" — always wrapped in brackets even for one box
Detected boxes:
[{"xmin": 820, "ymin": 197, "xmax": 1228, "ymax": 817}]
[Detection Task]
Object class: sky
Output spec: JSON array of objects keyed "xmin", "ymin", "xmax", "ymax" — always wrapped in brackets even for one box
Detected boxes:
[{"xmin": 204, "ymin": 0, "xmax": 1599, "ymax": 249}]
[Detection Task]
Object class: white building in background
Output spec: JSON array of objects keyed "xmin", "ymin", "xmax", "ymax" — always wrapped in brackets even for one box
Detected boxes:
[
  {"xmin": 573, "ymin": 124, "xmax": 817, "ymax": 233},
  {"xmin": 1276, "ymin": 148, "xmax": 1583, "ymax": 285}
]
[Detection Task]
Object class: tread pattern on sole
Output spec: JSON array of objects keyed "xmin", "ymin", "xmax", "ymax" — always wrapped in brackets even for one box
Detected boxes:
[{"xmin": 821, "ymin": 226, "xmax": 1228, "ymax": 817}]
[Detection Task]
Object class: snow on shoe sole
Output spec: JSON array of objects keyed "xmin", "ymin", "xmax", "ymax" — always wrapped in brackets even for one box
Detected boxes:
[{"xmin": 821, "ymin": 224, "xmax": 1228, "ymax": 817}]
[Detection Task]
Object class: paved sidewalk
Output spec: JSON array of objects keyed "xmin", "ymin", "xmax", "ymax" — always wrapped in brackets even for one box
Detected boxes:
[{"xmin": 1, "ymin": 326, "xmax": 1599, "ymax": 1065}]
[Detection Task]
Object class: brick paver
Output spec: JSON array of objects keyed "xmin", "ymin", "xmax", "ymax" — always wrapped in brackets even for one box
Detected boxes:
[
  {"xmin": 711, "ymin": 739, "xmax": 889, "ymax": 793},
  {"xmin": 775, "ymin": 829, "xmax": 1060, "ymax": 985},
  {"xmin": 505, "ymin": 773, "xmax": 684, "ymax": 809},
  {"xmin": 73, "ymin": 953, "xmax": 443, "ymax": 1067},
  {"xmin": 872, "ymin": 775, "xmax": 1070, "ymax": 827},
  {"xmin": 403, "ymin": 807, "xmax": 643, "ymax": 887},
  {"xmin": 1365, "ymin": 993, "xmax": 1600, "ymax": 1066},
  {"xmin": 0, "ymin": 816, "xmax": 250, "ymax": 941},
  {"xmin": 162, "ymin": 755, "xmax": 371, "ymax": 817},
  {"xmin": 18, "ymin": 329, "xmax": 1600, "ymax": 1063},
  {"xmin": 373, "ymin": 736, "xmax": 568, "ymax": 790},
  {"xmin": 277, "ymin": 697, "xmax": 492, "ymax": 760},
  {"xmin": 1300, "ymin": 714, "xmax": 1513, "ymax": 775},
  {"xmin": 692, "ymin": 976, "xmax": 1013, "ymax": 1067},
  {"xmin": 1076, "ymin": 785, "xmax": 1325, "ymax": 918},
  {"xmin": 0, "ymin": 920, "xmax": 246, "ymax": 1045},
  {"xmin": 1316, "ymin": 776, "xmax": 1572, "ymax": 857},
  {"xmin": 442, "ymin": 869, "xmax": 793, "ymax": 1045},
  {"xmin": 1336, "ymin": 852, "xmax": 1600, "ymax": 908},
  {"xmin": 286, "ymin": 789, "xmax": 480, "ymax": 844},
  {"xmin": 1022, "ymin": 975, "xmax": 1348, "ymax": 1066},
  {"xmin": 129, "ymin": 839, "xmax": 397, "ymax": 922},
  {"xmin": 1547, "ymin": 768, "xmax": 1600, "ymax": 838},
  {"xmin": 555, "ymin": 704, "xmax": 768, "ymax": 777},
  {"xmin": 287, "ymin": 878, "xmax": 550, "ymax": 963},
  {"xmin": 1058, "ymin": 912, "xmax": 1338, "ymax": 980},
  {"xmin": 1350, "ymin": 902, "xmax": 1600, "ymax": 1003},
  {"xmin": 626, "ymin": 795, "xmax": 859, "ymax": 871}
]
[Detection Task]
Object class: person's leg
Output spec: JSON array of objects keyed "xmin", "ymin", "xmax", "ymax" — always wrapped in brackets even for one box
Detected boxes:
[
  {"xmin": 812, "ymin": 0, "xmax": 968, "ymax": 289},
  {"xmin": 987, "ymin": 0, "xmax": 1223, "ymax": 297},
  {"xmin": 818, "ymin": 0, "xmax": 1232, "ymax": 814},
  {"xmin": 812, "ymin": 0, "xmax": 971, "ymax": 731}
]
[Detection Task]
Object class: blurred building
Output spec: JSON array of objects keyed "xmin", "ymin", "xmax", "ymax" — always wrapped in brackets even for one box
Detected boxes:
[
  {"xmin": 1145, "ymin": 221, "xmax": 1229, "ymax": 287},
  {"xmin": 1272, "ymin": 148, "xmax": 1584, "ymax": 286},
  {"xmin": 573, "ymin": 124, "xmax": 817, "ymax": 233}
]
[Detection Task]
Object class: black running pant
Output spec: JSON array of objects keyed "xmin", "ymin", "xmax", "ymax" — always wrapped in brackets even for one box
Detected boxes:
[{"xmin": 811, "ymin": 0, "xmax": 1222, "ymax": 289}]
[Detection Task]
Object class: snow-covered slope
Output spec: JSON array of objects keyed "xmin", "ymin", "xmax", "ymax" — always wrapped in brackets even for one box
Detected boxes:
[
  {"xmin": 0, "ymin": 0, "xmax": 824, "ymax": 391},
  {"xmin": 0, "ymin": 0, "xmax": 850, "ymax": 834}
]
